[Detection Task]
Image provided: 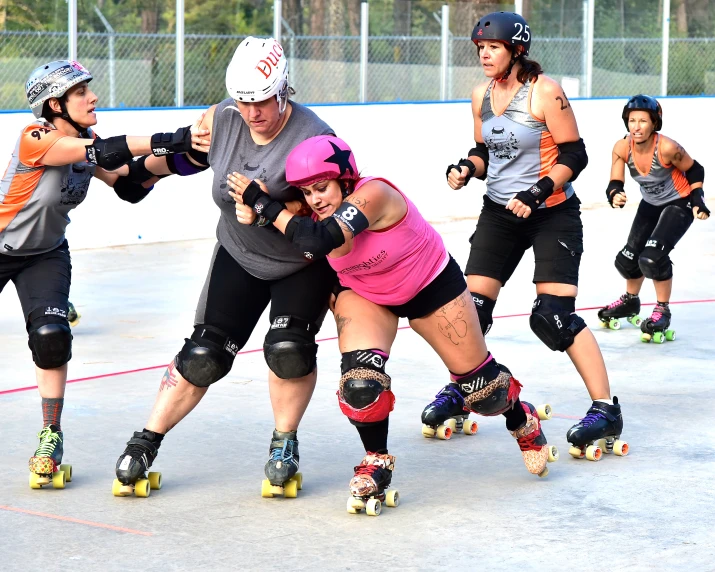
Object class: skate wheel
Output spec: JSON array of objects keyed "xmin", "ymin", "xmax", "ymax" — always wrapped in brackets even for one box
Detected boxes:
[
  {"xmin": 538, "ymin": 467, "xmax": 549, "ymax": 478},
  {"xmin": 613, "ymin": 440, "xmax": 629, "ymax": 456},
  {"xmin": 641, "ymin": 333, "xmax": 652, "ymax": 343},
  {"xmin": 585, "ymin": 445, "xmax": 602, "ymax": 461},
  {"xmin": 261, "ymin": 479, "xmax": 274, "ymax": 498},
  {"xmin": 385, "ymin": 489, "xmax": 400, "ymax": 507},
  {"xmin": 436, "ymin": 425, "xmax": 452, "ymax": 440},
  {"xmin": 347, "ymin": 497, "xmax": 362, "ymax": 514},
  {"xmin": 421, "ymin": 425, "xmax": 436, "ymax": 438},
  {"xmin": 568, "ymin": 446, "xmax": 585, "ymax": 459},
  {"xmin": 51, "ymin": 470, "xmax": 66, "ymax": 489},
  {"xmin": 547, "ymin": 446, "xmax": 559, "ymax": 463},
  {"xmin": 463, "ymin": 420, "xmax": 478, "ymax": 435},
  {"xmin": 112, "ymin": 478, "xmax": 125, "ymax": 497},
  {"xmin": 629, "ymin": 315, "xmax": 642, "ymax": 327},
  {"xmin": 29, "ymin": 472, "xmax": 43, "ymax": 489},
  {"xmin": 596, "ymin": 439, "xmax": 609, "ymax": 453},
  {"xmin": 283, "ymin": 478, "xmax": 298, "ymax": 498},
  {"xmin": 134, "ymin": 478, "xmax": 151, "ymax": 498},
  {"xmin": 147, "ymin": 471, "xmax": 162, "ymax": 490},
  {"xmin": 653, "ymin": 332, "xmax": 665, "ymax": 344},
  {"xmin": 294, "ymin": 472, "xmax": 303, "ymax": 490},
  {"xmin": 444, "ymin": 418, "xmax": 457, "ymax": 432},
  {"xmin": 536, "ymin": 404, "xmax": 553, "ymax": 421},
  {"xmin": 59, "ymin": 464, "xmax": 72, "ymax": 482},
  {"xmin": 366, "ymin": 498, "xmax": 381, "ymax": 516},
  {"xmin": 609, "ymin": 318, "xmax": 621, "ymax": 330},
  {"xmin": 599, "ymin": 320, "xmax": 609, "ymax": 328},
  {"xmin": 666, "ymin": 329, "xmax": 675, "ymax": 341}
]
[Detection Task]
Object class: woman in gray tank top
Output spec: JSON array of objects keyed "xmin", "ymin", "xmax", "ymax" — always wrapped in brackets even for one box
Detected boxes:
[
  {"xmin": 114, "ymin": 37, "xmax": 336, "ymax": 500},
  {"xmin": 598, "ymin": 94, "xmax": 709, "ymax": 343},
  {"xmin": 443, "ymin": 11, "xmax": 628, "ymax": 463}
]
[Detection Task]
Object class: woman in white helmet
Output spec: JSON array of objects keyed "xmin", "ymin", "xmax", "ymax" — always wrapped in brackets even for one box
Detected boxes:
[
  {"xmin": 114, "ymin": 37, "xmax": 335, "ymax": 499},
  {"xmin": 1, "ymin": 59, "xmax": 204, "ymax": 489}
]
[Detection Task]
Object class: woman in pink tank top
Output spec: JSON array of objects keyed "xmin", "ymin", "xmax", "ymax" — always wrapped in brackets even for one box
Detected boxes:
[{"xmin": 227, "ymin": 135, "xmax": 557, "ymax": 514}]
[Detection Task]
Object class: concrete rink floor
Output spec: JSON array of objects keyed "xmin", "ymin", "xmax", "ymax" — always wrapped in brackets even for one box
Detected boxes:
[{"xmin": 1, "ymin": 203, "xmax": 714, "ymax": 571}]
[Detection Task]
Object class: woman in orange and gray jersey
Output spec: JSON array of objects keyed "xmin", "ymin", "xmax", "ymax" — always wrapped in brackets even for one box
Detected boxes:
[
  {"xmin": 598, "ymin": 94, "xmax": 709, "ymax": 341},
  {"xmin": 442, "ymin": 11, "xmax": 626, "ymax": 458},
  {"xmin": 1, "ymin": 59, "xmax": 203, "ymax": 488}
]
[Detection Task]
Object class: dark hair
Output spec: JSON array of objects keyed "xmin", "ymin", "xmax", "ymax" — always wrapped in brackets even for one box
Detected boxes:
[
  {"xmin": 41, "ymin": 94, "xmax": 68, "ymax": 121},
  {"xmin": 515, "ymin": 55, "xmax": 543, "ymax": 84}
]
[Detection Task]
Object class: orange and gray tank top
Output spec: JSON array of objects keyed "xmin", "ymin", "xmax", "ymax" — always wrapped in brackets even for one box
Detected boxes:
[
  {"xmin": 481, "ymin": 80, "xmax": 573, "ymax": 207},
  {"xmin": 626, "ymin": 134, "xmax": 690, "ymax": 206}
]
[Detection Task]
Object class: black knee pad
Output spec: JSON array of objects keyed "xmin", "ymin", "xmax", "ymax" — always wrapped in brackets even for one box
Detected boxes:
[
  {"xmin": 471, "ymin": 292, "xmax": 496, "ymax": 336},
  {"xmin": 263, "ymin": 315, "xmax": 319, "ymax": 379},
  {"xmin": 458, "ymin": 359, "xmax": 520, "ymax": 416},
  {"xmin": 28, "ymin": 315, "xmax": 73, "ymax": 369},
  {"xmin": 175, "ymin": 325, "xmax": 238, "ymax": 387},
  {"xmin": 638, "ymin": 240, "xmax": 673, "ymax": 280},
  {"xmin": 614, "ymin": 245, "xmax": 643, "ymax": 279},
  {"xmin": 339, "ymin": 349, "xmax": 394, "ymax": 425},
  {"xmin": 529, "ymin": 294, "xmax": 587, "ymax": 352}
]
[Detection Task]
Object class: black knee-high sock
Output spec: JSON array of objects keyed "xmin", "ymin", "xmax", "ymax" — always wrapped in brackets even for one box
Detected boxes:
[
  {"xmin": 354, "ymin": 417, "xmax": 389, "ymax": 453},
  {"xmin": 42, "ymin": 397, "xmax": 64, "ymax": 430},
  {"xmin": 502, "ymin": 399, "xmax": 527, "ymax": 431}
]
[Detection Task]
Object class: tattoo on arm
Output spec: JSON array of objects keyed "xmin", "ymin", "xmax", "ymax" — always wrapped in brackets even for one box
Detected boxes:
[
  {"xmin": 159, "ymin": 362, "xmax": 179, "ymax": 391},
  {"xmin": 335, "ymin": 313, "xmax": 352, "ymax": 336},
  {"xmin": 335, "ymin": 218, "xmax": 353, "ymax": 237},
  {"xmin": 555, "ymin": 92, "xmax": 570, "ymax": 111},
  {"xmin": 673, "ymin": 144, "xmax": 685, "ymax": 163},
  {"xmin": 435, "ymin": 293, "xmax": 469, "ymax": 346},
  {"xmin": 347, "ymin": 196, "xmax": 370, "ymax": 209}
]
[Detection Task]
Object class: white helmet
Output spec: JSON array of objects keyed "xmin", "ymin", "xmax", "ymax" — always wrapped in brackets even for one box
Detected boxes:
[
  {"xmin": 225, "ymin": 36, "xmax": 289, "ymax": 113},
  {"xmin": 26, "ymin": 60, "xmax": 93, "ymax": 119}
]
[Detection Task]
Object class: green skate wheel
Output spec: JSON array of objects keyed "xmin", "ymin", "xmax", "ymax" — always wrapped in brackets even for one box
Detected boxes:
[
  {"xmin": 641, "ymin": 332, "xmax": 651, "ymax": 343},
  {"xmin": 653, "ymin": 332, "xmax": 665, "ymax": 344},
  {"xmin": 628, "ymin": 315, "xmax": 642, "ymax": 327},
  {"xmin": 52, "ymin": 471, "xmax": 66, "ymax": 489},
  {"xmin": 665, "ymin": 330, "xmax": 675, "ymax": 341},
  {"xmin": 59, "ymin": 464, "xmax": 72, "ymax": 482},
  {"xmin": 608, "ymin": 318, "xmax": 621, "ymax": 330},
  {"xmin": 386, "ymin": 489, "xmax": 400, "ymax": 507},
  {"xmin": 366, "ymin": 498, "xmax": 382, "ymax": 516},
  {"xmin": 147, "ymin": 471, "xmax": 162, "ymax": 490},
  {"xmin": 283, "ymin": 478, "xmax": 298, "ymax": 498}
]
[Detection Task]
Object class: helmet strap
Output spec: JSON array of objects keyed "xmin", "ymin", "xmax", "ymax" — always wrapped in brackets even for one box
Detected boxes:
[
  {"xmin": 58, "ymin": 98, "xmax": 88, "ymax": 136},
  {"xmin": 496, "ymin": 49, "xmax": 520, "ymax": 83}
]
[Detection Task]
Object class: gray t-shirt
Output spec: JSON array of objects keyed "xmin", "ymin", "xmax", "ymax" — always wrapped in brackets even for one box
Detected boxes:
[{"xmin": 208, "ymin": 99, "xmax": 333, "ymax": 280}]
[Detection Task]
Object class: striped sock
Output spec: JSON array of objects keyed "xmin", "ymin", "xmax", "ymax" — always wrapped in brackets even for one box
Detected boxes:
[{"xmin": 42, "ymin": 397, "xmax": 64, "ymax": 430}]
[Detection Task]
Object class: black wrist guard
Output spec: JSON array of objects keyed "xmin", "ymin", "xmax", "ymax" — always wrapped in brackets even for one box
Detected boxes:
[
  {"xmin": 243, "ymin": 181, "xmax": 283, "ymax": 222},
  {"xmin": 446, "ymin": 159, "xmax": 477, "ymax": 184},
  {"xmin": 514, "ymin": 177, "xmax": 555, "ymax": 210},
  {"xmin": 151, "ymin": 126, "xmax": 192, "ymax": 156},
  {"xmin": 606, "ymin": 179, "xmax": 625, "ymax": 208},
  {"xmin": 690, "ymin": 188, "xmax": 710, "ymax": 216}
]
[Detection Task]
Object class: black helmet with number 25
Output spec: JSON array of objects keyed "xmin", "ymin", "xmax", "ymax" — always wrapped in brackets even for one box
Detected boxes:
[{"xmin": 471, "ymin": 11, "xmax": 531, "ymax": 57}]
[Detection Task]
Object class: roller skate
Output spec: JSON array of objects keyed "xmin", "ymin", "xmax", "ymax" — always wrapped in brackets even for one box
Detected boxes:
[
  {"xmin": 113, "ymin": 429, "xmax": 162, "ymax": 497},
  {"xmin": 509, "ymin": 402, "xmax": 558, "ymax": 478},
  {"xmin": 347, "ymin": 451, "xmax": 399, "ymax": 516},
  {"xmin": 261, "ymin": 430, "xmax": 302, "ymax": 498},
  {"xmin": 28, "ymin": 425, "xmax": 72, "ymax": 489},
  {"xmin": 421, "ymin": 384, "xmax": 478, "ymax": 440},
  {"xmin": 640, "ymin": 303, "xmax": 675, "ymax": 344},
  {"xmin": 597, "ymin": 293, "xmax": 641, "ymax": 330},
  {"xmin": 67, "ymin": 301, "xmax": 80, "ymax": 328},
  {"xmin": 567, "ymin": 397, "xmax": 628, "ymax": 461}
]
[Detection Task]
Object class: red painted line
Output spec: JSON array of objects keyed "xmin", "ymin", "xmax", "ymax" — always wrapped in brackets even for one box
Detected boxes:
[
  {"xmin": 2, "ymin": 298, "xmax": 713, "ymax": 397},
  {"xmin": 0, "ymin": 505, "xmax": 153, "ymax": 536}
]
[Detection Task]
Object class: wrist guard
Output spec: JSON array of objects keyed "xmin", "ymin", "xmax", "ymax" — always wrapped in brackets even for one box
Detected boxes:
[
  {"xmin": 151, "ymin": 126, "xmax": 193, "ymax": 156},
  {"xmin": 514, "ymin": 177, "xmax": 555, "ymax": 210}
]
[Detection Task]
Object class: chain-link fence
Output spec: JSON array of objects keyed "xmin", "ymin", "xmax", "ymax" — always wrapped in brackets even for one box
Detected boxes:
[{"xmin": 2, "ymin": 2, "xmax": 715, "ymax": 111}]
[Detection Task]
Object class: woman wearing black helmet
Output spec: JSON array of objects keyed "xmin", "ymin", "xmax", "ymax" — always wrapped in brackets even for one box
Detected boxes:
[
  {"xmin": 598, "ymin": 94, "xmax": 709, "ymax": 343},
  {"xmin": 2, "ymin": 59, "xmax": 201, "ymax": 489},
  {"xmin": 441, "ymin": 11, "xmax": 626, "ymax": 462}
]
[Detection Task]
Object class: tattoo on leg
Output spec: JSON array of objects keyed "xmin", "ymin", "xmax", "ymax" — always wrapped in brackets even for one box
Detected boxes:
[
  {"xmin": 335, "ymin": 313, "xmax": 352, "ymax": 335},
  {"xmin": 435, "ymin": 293, "xmax": 469, "ymax": 345},
  {"xmin": 159, "ymin": 362, "xmax": 179, "ymax": 391}
]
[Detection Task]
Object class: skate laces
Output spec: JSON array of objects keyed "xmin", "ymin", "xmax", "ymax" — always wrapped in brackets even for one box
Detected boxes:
[
  {"xmin": 514, "ymin": 418, "xmax": 542, "ymax": 452},
  {"xmin": 580, "ymin": 410, "xmax": 605, "ymax": 428},
  {"xmin": 607, "ymin": 294, "xmax": 629, "ymax": 309},
  {"xmin": 34, "ymin": 427, "xmax": 61, "ymax": 457},
  {"xmin": 651, "ymin": 304, "xmax": 667, "ymax": 321},
  {"xmin": 270, "ymin": 440, "xmax": 297, "ymax": 464}
]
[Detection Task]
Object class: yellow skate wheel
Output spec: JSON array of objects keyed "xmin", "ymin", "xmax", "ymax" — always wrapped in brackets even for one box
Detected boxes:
[
  {"xmin": 538, "ymin": 467, "xmax": 549, "ymax": 478},
  {"xmin": 51, "ymin": 471, "xmax": 66, "ymax": 489},
  {"xmin": 666, "ymin": 330, "xmax": 675, "ymax": 341},
  {"xmin": 444, "ymin": 418, "xmax": 457, "ymax": 432},
  {"xmin": 641, "ymin": 333, "xmax": 652, "ymax": 343},
  {"xmin": 463, "ymin": 420, "xmax": 478, "ymax": 435},
  {"xmin": 293, "ymin": 472, "xmax": 303, "ymax": 490},
  {"xmin": 548, "ymin": 446, "xmax": 559, "ymax": 462},
  {"xmin": 421, "ymin": 425, "xmax": 436, "ymax": 438},
  {"xmin": 385, "ymin": 489, "xmax": 400, "ymax": 508},
  {"xmin": 599, "ymin": 320, "xmax": 609, "ymax": 328},
  {"xmin": 261, "ymin": 479, "xmax": 274, "ymax": 498},
  {"xmin": 613, "ymin": 440, "xmax": 629, "ymax": 456},
  {"xmin": 283, "ymin": 479, "xmax": 298, "ymax": 498},
  {"xmin": 29, "ymin": 472, "xmax": 43, "ymax": 489},
  {"xmin": 585, "ymin": 445, "xmax": 602, "ymax": 462},
  {"xmin": 366, "ymin": 498, "xmax": 382, "ymax": 516},
  {"xmin": 596, "ymin": 439, "xmax": 608, "ymax": 453},
  {"xmin": 59, "ymin": 464, "xmax": 72, "ymax": 482},
  {"xmin": 112, "ymin": 478, "xmax": 124, "ymax": 496},
  {"xmin": 349, "ymin": 497, "xmax": 365, "ymax": 511},
  {"xmin": 436, "ymin": 425, "xmax": 452, "ymax": 440},
  {"xmin": 536, "ymin": 404, "xmax": 553, "ymax": 421},
  {"xmin": 609, "ymin": 318, "xmax": 621, "ymax": 330},
  {"xmin": 568, "ymin": 446, "xmax": 585, "ymax": 459},
  {"xmin": 134, "ymin": 479, "xmax": 151, "ymax": 498},
  {"xmin": 147, "ymin": 471, "xmax": 162, "ymax": 490},
  {"xmin": 347, "ymin": 497, "xmax": 361, "ymax": 514}
]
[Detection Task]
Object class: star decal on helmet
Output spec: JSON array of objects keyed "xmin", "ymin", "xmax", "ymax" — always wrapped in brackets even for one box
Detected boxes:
[{"xmin": 325, "ymin": 142, "xmax": 354, "ymax": 178}]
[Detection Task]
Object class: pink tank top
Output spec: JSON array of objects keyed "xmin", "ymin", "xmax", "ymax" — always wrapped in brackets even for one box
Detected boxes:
[{"xmin": 328, "ymin": 177, "xmax": 449, "ymax": 306}]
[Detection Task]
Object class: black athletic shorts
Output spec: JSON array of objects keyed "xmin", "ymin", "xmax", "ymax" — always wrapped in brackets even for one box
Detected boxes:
[
  {"xmin": 465, "ymin": 194, "xmax": 584, "ymax": 286},
  {"xmin": 334, "ymin": 255, "xmax": 467, "ymax": 320},
  {"xmin": 623, "ymin": 196, "xmax": 693, "ymax": 255},
  {"xmin": 0, "ymin": 240, "xmax": 72, "ymax": 330},
  {"xmin": 194, "ymin": 243, "xmax": 337, "ymax": 349}
]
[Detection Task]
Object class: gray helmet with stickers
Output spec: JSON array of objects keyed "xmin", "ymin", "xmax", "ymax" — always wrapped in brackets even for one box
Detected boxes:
[{"xmin": 26, "ymin": 60, "xmax": 93, "ymax": 119}]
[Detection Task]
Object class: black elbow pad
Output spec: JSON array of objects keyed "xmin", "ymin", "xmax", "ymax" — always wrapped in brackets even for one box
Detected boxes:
[
  {"xmin": 86, "ymin": 135, "xmax": 133, "ymax": 171},
  {"xmin": 113, "ymin": 176, "xmax": 152, "ymax": 204},
  {"xmin": 556, "ymin": 138, "xmax": 588, "ymax": 182},
  {"xmin": 468, "ymin": 142, "xmax": 489, "ymax": 180},
  {"xmin": 685, "ymin": 160, "xmax": 704, "ymax": 185},
  {"xmin": 285, "ymin": 216, "xmax": 346, "ymax": 260}
]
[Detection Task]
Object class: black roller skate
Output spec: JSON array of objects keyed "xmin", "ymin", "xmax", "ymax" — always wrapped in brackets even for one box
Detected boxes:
[
  {"xmin": 67, "ymin": 301, "xmax": 81, "ymax": 327},
  {"xmin": 421, "ymin": 384, "xmax": 478, "ymax": 440},
  {"xmin": 510, "ymin": 402, "xmax": 559, "ymax": 478},
  {"xmin": 597, "ymin": 293, "xmax": 641, "ymax": 330},
  {"xmin": 640, "ymin": 302, "xmax": 675, "ymax": 344},
  {"xmin": 347, "ymin": 451, "xmax": 399, "ymax": 516},
  {"xmin": 28, "ymin": 425, "xmax": 72, "ymax": 489},
  {"xmin": 261, "ymin": 430, "xmax": 302, "ymax": 498},
  {"xmin": 113, "ymin": 429, "xmax": 162, "ymax": 497},
  {"xmin": 567, "ymin": 397, "xmax": 629, "ymax": 461}
]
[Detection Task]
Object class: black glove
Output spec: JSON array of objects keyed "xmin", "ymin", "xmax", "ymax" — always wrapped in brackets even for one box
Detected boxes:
[
  {"xmin": 513, "ymin": 176, "xmax": 555, "ymax": 211},
  {"xmin": 690, "ymin": 188, "xmax": 710, "ymax": 216},
  {"xmin": 151, "ymin": 126, "xmax": 193, "ymax": 156},
  {"xmin": 446, "ymin": 159, "xmax": 476, "ymax": 184},
  {"xmin": 606, "ymin": 179, "xmax": 625, "ymax": 208},
  {"xmin": 242, "ymin": 180, "xmax": 284, "ymax": 222}
]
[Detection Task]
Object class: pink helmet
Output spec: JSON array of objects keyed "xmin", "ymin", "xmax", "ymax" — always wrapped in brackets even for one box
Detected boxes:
[{"xmin": 286, "ymin": 135, "xmax": 359, "ymax": 187}]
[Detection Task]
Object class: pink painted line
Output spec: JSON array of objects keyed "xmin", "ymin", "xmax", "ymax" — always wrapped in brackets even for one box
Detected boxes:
[{"xmin": 2, "ymin": 298, "xmax": 713, "ymax": 397}]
